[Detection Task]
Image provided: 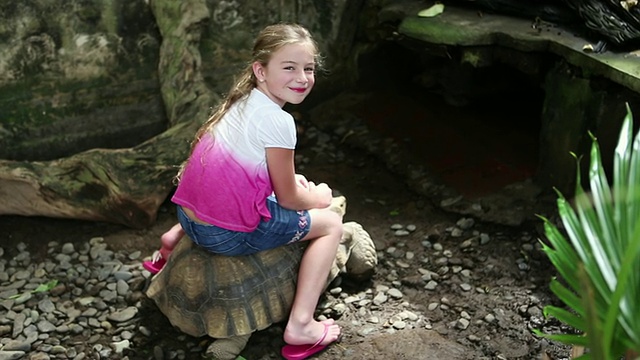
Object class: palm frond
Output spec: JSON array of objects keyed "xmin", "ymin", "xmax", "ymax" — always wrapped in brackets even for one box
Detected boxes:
[{"xmin": 537, "ymin": 104, "xmax": 640, "ymax": 358}]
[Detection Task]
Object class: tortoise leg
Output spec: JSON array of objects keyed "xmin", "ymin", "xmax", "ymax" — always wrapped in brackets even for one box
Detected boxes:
[
  {"xmin": 205, "ymin": 334, "xmax": 251, "ymax": 360},
  {"xmin": 343, "ymin": 221, "xmax": 378, "ymax": 279}
]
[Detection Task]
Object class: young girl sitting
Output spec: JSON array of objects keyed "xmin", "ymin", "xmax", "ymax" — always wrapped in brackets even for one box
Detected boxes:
[{"xmin": 144, "ymin": 23, "xmax": 342, "ymax": 360}]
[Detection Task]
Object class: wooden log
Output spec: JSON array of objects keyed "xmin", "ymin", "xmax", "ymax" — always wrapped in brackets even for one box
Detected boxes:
[
  {"xmin": 0, "ymin": 121, "xmax": 197, "ymax": 228},
  {"xmin": 0, "ymin": 0, "xmax": 216, "ymax": 228}
]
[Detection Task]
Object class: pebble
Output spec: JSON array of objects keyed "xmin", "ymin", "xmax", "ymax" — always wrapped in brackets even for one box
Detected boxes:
[
  {"xmin": 440, "ymin": 196, "xmax": 463, "ymax": 207},
  {"xmin": 0, "ymin": 351, "xmax": 26, "ymax": 360},
  {"xmin": 387, "ymin": 288, "xmax": 403, "ymax": 299},
  {"xmin": 456, "ymin": 318, "xmax": 470, "ymax": 330},
  {"xmin": 392, "ymin": 320, "xmax": 406, "ymax": 329},
  {"xmin": 357, "ymin": 326, "xmax": 378, "ymax": 336},
  {"xmin": 373, "ymin": 292, "xmax": 388, "ymax": 305},
  {"xmin": 425, "ymin": 280, "xmax": 438, "ymax": 290},
  {"xmin": 450, "ymin": 228, "xmax": 464, "ymax": 237},
  {"xmin": 479, "ymin": 233, "xmax": 491, "ymax": 244},
  {"xmin": 456, "ymin": 217, "xmax": 475, "ymax": 230},
  {"xmin": 394, "ymin": 230, "xmax": 410, "ymax": 237},
  {"xmin": 484, "ymin": 314, "xmax": 496, "ymax": 323}
]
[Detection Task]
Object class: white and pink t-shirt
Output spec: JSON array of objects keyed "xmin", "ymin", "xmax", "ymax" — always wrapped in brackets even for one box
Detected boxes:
[{"xmin": 172, "ymin": 89, "xmax": 297, "ymax": 232}]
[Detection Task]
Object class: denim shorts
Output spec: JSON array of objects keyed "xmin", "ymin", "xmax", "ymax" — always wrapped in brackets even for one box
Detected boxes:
[{"xmin": 176, "ymin": 196, "xmax": 311, "ymax": 256}]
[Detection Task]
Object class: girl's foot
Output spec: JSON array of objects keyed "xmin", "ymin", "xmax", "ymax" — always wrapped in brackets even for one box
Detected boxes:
[
  {"xmin": 283, "ymin": 319, "xmax": 341, "ymax": 347},
  {"xmin": 144, "ymin": 224, "xmax": 183, "ymax": 274},
  {"xmin": 321, "ymin": 318, "xmax": 335, "ymax": 325},
  {"xmin": 142, "ymin": 250, "xmax": 167, "ymax": 274}
]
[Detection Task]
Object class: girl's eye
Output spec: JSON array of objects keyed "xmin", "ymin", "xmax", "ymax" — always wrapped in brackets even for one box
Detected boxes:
[{"xmin": 305, "ymin": 68, "xmax": 315, "ymax": 73}]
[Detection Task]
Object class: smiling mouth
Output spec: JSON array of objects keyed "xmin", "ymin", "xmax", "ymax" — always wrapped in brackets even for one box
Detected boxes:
[{"xmin": 290, "ymin": 87, "xmax": 307, "ymax": 93}]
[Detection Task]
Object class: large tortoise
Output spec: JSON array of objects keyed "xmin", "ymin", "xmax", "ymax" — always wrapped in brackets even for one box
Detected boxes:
[{"xmin": 145, "ymin": 196, "xmax": 378, "ymax": 359}]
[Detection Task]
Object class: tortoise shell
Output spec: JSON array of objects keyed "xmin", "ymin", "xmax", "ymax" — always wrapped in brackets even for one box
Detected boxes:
[{"xmin": 146, "ymin": 236, "xmax": 306, "ymax": 338}]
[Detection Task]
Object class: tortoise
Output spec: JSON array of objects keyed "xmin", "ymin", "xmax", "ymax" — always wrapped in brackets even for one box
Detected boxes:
[{"xmin": 145, "ymin": 196, "xmax": 378, "ymax": 359}]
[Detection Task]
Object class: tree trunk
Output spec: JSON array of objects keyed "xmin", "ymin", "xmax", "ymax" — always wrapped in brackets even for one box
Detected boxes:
[{"xmin": 0, "ymin": 0, "xmax": 215, "ymax": 228}]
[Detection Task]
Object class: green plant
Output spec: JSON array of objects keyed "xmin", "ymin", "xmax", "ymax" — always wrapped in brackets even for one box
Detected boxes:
[
  {"xmin": 536, "ymin": 104, "xmax": 640, "ymax": 359},
  {"xmin": 7, "ymin": 279, "xmax": 58, "ymax": 299}
]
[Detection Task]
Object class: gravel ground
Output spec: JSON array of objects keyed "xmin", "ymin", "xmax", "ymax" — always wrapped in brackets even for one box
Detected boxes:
[{"xmin": 0, "ymin": 122, "xmax": 572, "ymax": 360}]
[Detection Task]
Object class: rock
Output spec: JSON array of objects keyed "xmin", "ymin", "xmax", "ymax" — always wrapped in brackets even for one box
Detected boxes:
[
  {"xmin": 0, "ymin": 351, "xmax": 26, "ymax": 360},
  {"xmin": 107, "ymin": 307, "xmax": 138, "ymax": 322}
]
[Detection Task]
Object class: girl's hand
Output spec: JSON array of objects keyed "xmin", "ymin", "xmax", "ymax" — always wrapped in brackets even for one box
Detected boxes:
[
  {"xmin": 295, "ymin": 174, "xmax": 310, "ymax": 189},
  {"xmin": 311, "ymin": 182, "xmax": 333, "ymax": 208}
]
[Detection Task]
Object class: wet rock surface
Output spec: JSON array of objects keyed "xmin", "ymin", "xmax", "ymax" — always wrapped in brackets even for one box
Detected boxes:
[{"xmin": 0, "ymin": 118, "xmax": 571, "ymax": 360}]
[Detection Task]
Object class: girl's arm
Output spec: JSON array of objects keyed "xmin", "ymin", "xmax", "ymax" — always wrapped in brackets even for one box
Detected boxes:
[{"xmin": 266, "ymin": 147, "xmax": 332, "ymax": 210}]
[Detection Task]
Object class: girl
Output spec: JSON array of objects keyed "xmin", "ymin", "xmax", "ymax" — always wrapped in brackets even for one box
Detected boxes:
[{"xmin": 144, "ymin": 23, "xmax": 342, "ymax": 359}]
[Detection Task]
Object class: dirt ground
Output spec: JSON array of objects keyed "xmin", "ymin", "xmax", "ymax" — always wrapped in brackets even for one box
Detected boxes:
[{"xmin": 1, "ymin": 128, "xmax": 570, "ymax": 359}]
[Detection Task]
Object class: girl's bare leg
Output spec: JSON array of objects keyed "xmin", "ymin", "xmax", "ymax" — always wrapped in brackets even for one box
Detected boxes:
[
  {"xmin": 283, "ymin": 208, "xmax": 342, "ymax": 346},
  {"xmin": 159, "ymin": 223, "xmax": 184, "ymax": 258},
  {"xmin": 143, "ymin": 223, "xmax": 185, "ymax": 273}
]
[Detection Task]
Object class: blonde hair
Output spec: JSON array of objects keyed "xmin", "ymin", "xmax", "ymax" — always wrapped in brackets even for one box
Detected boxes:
[{"xmin": 175, "ymin": 23, "xmax": 322, "ymax": 182}]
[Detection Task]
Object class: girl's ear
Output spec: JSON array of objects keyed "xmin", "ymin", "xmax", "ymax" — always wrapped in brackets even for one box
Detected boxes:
[{"xmin": 252, "ymin": 61, "xmax": 265, "ymax": 82}]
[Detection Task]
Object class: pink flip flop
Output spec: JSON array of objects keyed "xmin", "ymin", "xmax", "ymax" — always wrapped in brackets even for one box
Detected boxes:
[
  {"xmin": 281, "ymin": 323, "xmax": 336, "ymax": 360},
  {"xmin": 142, "ymin": 251, "xmax": 167, "ymax": 274}
]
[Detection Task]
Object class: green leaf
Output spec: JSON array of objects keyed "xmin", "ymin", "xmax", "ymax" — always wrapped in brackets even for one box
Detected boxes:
[
  {"xmin": 612, "ymin": 105, "xmax": 633, "ymax": 247},
  {"xmin": 587, "ymin": 135, "xmax": 621, "ymax": 280},
  {"xmin": 589, "ymin": 135, "xmax": 621, "ymax": 272},
  {"xmin": 577, "ymin": 264, "xmax": 608, "ymax": 359},
  {"xmin": 6, "ymin": 279, "xmax": 59, "ymax": 299},
  {"xmin": 532, "ymin": 330, "xmax": 590, "ymax": 347},
  {"xmin": 627, "ymin": 108, "xmax": 640, "ymax": 242},
  {"xmin": 560, "ymin": 179, "xmax": 612, "ymax": 307},
  {"xmin": 548, "ymin": 279, "xmax": 585, "ymax": 320},
  {"xmin": 605, "ymin": 210, "xmax": 640, "ymax": 346},
  {"xmin": 543, "ymin": 304, "xmax": 585, "ymax": 330},
  {"xmin": 418, "ymin": 3, "xmax": 445, "ymax": 17},
  {"xmin": 32, "ymin": 279, "xmax": 58, "ymax": 293},
  {"xmin": 540, "ymin": 220, "xmax": 581, "ymax": 287}
]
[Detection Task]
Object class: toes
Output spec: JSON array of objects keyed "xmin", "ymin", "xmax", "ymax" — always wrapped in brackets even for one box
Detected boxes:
[
  {"xmin": 321, "ymin": 318, "xmax": 335, "ymax": 325},
  {"xmin": 322, "ymin": 324, "xmax": 341, "ymax": 345}
]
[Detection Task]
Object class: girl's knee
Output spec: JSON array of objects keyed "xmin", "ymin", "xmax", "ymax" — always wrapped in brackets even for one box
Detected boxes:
[
  {"xmin": 308, "ymin": 207, "xmax": 343, "ymax": 239},
  {"xmin": 325, "ymin": 209, "xmax": 343, "ymax": 239}
]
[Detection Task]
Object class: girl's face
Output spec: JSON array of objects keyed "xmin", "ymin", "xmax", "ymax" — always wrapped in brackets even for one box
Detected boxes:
[{"xmin": 253, "ymin": 42, "xmax": 316, "ymax": 107}]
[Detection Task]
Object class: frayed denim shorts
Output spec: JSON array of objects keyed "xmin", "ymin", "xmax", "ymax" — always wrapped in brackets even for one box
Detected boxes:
[{"xmin": 176, "ymin": 196, "xmax": 311, "ymax": 256}]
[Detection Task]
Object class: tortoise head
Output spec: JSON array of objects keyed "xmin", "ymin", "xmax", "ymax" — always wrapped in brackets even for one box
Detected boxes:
[{"xmin": 329, "ymin": 196, "xmax": 347, "ymax": 217}]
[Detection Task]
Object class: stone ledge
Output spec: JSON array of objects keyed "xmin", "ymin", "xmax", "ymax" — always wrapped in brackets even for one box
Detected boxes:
[{"xmin": 398, "ymin": 3, "xmax": 640, "ymax": 93}]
